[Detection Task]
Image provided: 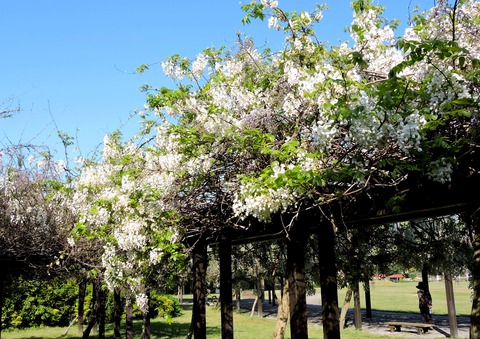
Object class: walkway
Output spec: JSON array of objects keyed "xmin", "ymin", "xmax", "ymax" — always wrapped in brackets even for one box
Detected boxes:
[{"xmin": 236, "ymin": 293, "xmax": 470, "ymax": 338}]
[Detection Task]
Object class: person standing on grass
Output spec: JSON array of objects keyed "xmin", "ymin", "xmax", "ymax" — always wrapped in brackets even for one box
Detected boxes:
[{"xmin": 416, "ymin": 282, "xmax": 433, "ymax": 323}]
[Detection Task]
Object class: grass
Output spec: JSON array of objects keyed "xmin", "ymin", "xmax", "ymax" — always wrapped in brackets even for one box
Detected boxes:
[
  {"xmin": 337, "ymin": 279, "xmax": 471, "ymax": 316},
  {"xmin": 0, "ymin": 307, "xmax": 394, "ymax": 339},
  {"xmin": 1, "ymin": 280, "xmax": 471, "ymax": 338}
]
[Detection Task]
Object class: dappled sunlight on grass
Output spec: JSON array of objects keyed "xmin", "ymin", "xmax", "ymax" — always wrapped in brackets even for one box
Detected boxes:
[{"xmin": 2, "ymin": 281, "xmax": 472, "ymax": 338}]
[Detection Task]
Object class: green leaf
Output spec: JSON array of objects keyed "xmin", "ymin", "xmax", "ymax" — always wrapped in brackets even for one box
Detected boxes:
[
  {"xmin": 450, "ymin": 98, "xmax": 473, "ymax": 106},
  {"xmin": 136, "ymin": 64, "xmax": 149, "ymax": 74}
]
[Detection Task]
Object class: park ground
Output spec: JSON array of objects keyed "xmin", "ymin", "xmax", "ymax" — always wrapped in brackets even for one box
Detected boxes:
[{"xmin": 1, "ymin": 279, "xmax": 471, "ymax": 338}]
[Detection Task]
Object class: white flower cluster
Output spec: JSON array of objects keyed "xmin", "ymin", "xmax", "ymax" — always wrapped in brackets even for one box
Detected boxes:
[
  {"xmin": 114, "ymin": 219, "xmax": 147, "ymax": 251},
  {"xmin": 224, "ymin": 1, "xmax": 479, "ymax": 220},
  {"xmin": 425, "ymin": 69, "xmax": 471, "ymax": 114},
  {"xmin": 404, "ymin": 0, "xmax": 480, "ymax": 59},
  {"xmin": 390, "ymin": 112, "xmax": 426, "ymax": 153},
  {"xmin": 310, "ymin": 118, "xmax": 338, "ymax": 150},
  {"xmin": 135, "ymin": 293, "xmax": 149, "ymax": 314},
  {"xmin": 268, "ymin": 16, "xmax": 280, "ymax": 30},
  {"xmin": 233, "ymin": 183, "xmax": 298, "ymax": 222},
  {"xmin": 70, "ymin": 131, "xmax": 187, "ymax": 311},
  {"xmin": 351, "ymin": 8, "xmax": 402, "ymax": 75},
  {"xmin": 260, "ymin": 0, "xmax": 278, "ymax": 9},
  {"xmin": 162, "ymin": 59, "xmax": 186, "ymax": 81},
  {"xmin": 427, "ymin": 158, "xmax": 453, "ymax": 184},
  {"xmin": 191, "ymin": 53, "xmax": 208, "ymax": 79}
]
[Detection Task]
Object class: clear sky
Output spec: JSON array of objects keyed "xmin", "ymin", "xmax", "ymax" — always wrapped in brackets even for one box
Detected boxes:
[{"xmin": 0, "ymin": 0, "xmax": 434, "ymax": 161}]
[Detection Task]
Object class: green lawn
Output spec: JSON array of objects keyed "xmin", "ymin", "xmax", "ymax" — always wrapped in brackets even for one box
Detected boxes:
[
  {"xmin": 0, "ymin": 307, "xmax": 395, "ymax": 339},
  {"xmin": 2, "ymin": 280, "xmax": 471, "ymax": 338},
  {"xmin": 337, "ymin": 279, "xmax": 471, "ymax": 316}
]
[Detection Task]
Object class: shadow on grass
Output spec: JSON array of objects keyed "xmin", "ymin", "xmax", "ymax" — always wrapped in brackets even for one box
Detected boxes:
[
  {"xmin": 150, "ymin": 322, "xmax": 221, "ymax": 339},
  {"xmin": 3, "ymin": 324, "xmax": 220, "ymax": 339},
  {"xmin": 1, "ymin": 305, "xmax": 221, "ymax": 339}
]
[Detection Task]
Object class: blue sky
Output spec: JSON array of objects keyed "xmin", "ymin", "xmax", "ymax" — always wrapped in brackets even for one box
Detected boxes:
[{"xmin": 0, "ymin": 0, "xmax": 434, "ymax": 161}]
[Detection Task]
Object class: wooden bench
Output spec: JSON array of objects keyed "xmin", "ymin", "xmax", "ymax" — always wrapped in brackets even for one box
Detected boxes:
[{"xmin": 386, "ymin": 321, "xmax": 433, "ymax": 335}]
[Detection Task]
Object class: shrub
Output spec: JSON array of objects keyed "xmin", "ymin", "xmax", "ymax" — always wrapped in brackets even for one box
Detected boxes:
[
  {"xmin": 131, "ymin": 291, "xmax": 182, "ymax": 323},
  {"xmin": 153, "ymin": 293, "xmax": 182, "ymax": 323},
  {"xmin": 2, "ymin": 275, "xmax": 77, "ymax": 329}
]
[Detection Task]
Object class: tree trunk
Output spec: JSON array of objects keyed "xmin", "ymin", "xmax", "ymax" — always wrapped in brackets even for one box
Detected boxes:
[
  {"xmin": 235, "ymin": 288, "xmax": 241, "ymax": 313},
  {"xmin": 125, "ymin": 297, "xmax": 134, "ymax": 339},
  {"xmin": 142, "ymin": 311, "xmax": 151, "ymax": 339},
  {"xmin": 219, "ymin": 237, "xmax": 233, "ymax": 339},
  {"xmin": 318, "ymin": 219, "xmax": 340, "ymax": 339},
  {"xmin": 82, "ymin": 281, "xmax": 96, "ymax": 339},
  {"xmin": 339, "ymin": 288, "xmax": 352, "ymax": 328},
  {"xmin": 78, "ymin": 280, "xmax": 86, "ymax": 334},
  {"xmin": 272, "ymin": 287, "xmax": 277, "ymax": 307},
  {"xmin": 272, "ymin": 279, "xmax": 289, "ymax": 339},
  {"xmin": 98, "ymin": 285, "xmax": 106, "ymax": 339},
  {"xmin": 364, "ymin": 280, "xmax": 372, "ymax": 319},
  {"xmin": 0, "ymin": 276, "xmax": 4, "ymax": 339},
  {"xmin": 82, "ymin": 280, "xmax": 106, "ymax": 339},
  {"xmin": 113, "ymin": 288, "xmax": 121, "ymax": 339},
  {"xmin": 272, "ymin": 286, "xmax": 277, "ymax": 306},
  {"xmin": 470, "ymin": 213, "xmax": 480, "ymax": 339},
  {"xmin": 353, "ymin": 283, "xmax": 362, "ymax": 329},
  {"xmin": 193, "ymin": 240, "xmax": 208, "ymax": 339},
  {"xmin": 250, "ymin": 296, "xmax": 259, "ymax": 317},
  {"xmin": 91, "ymin": 282, "xmax": 98, "ymax": 335},
  {"xmin": 178, "ymin": 281, "xmax": 184, "ymax": 304},
  {"xmin": 141, "ymin": 289, "xmax": 151, "ymax": 339},
  {"xmin": 258, "ymin": 276, "xmax": 264, "ymax": 318},
  {"xmin": 422, "ymin": 264, "xmax": 430, "ymax": 290},
  {"xmin": 280, "ymin": 276, "xmax": 284, "ymax": 299},
  {"xmin": 470, "ymin": 217, "xmax": 480, "ymax": 339},
  {"xmin": 444, "ymin": 271, "xmax": 458, "ymax": 338},
  {"xmin": 287, "ymin": 226, "xmax": 308, "ymax": 339}
]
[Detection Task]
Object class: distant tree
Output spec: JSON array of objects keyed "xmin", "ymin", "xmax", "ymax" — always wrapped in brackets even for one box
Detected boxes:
[
  {"xmin": 0, "ymin": 145, "xmax": 71, "ymax": 335},
  {"xmin": 390, "ymin": 217, "xmax": 472, "ymax": 278}
]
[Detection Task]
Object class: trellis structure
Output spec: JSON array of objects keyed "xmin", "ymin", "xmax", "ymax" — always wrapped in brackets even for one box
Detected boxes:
[{"xmin": 187, "ymin": 163, "xmax": 480, "ymax": 339}]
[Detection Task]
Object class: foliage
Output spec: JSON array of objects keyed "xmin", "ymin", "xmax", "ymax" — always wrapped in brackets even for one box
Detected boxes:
[
  {"xmin": 0, "ymin": 145, "xmax": 72, "ymax": 274},
  {"xmin": 129, "ymin": 292, "xmax": 182, "ymax": 324},
  {"xmin": 137, "ymin": 0, "xmax": 480, "ymax": 228},
  {"xmin": 69, "ymin": 0, "xmax": 479, "ymax": 316},
  {"xmin": 391, "ymin": 216, "xmax": 473, "ymax": 276},
  {"xmin": 2, "ymin": 0, "xmax": 479, "ymax": 332},
  {"xmin": 152, "ymin": 294, "xmax": 182, "ymax": 323},
  {"xmin": 2, "ymin": 276, "xmax": 78, "ymax": 329},
  {"xmin": 1, "ymin": 275, "xmax": 182, "ymax": 330}
]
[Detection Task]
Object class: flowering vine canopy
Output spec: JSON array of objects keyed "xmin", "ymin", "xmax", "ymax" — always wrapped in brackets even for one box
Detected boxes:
[
  {"xmin": 140, "ymin": 0, "xmax": 480, "ymax": 223},
  {"xmin": 70, "ymin": 0, "xmax": 480, "ymax": 310}
]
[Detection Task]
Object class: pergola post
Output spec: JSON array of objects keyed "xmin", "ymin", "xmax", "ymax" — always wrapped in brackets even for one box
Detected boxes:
[
  {"xmin": 364, "ymin": 279, "xmax": 372, "ymax": 319},
  {"xmin": 471, "ymin": 211, "xmax": 480, "ymax": 338},
  {"xmin": 193, "ymin": 240, "xmax": 207, "ymax": 339},
  {"xmin": 444, "ymin": 271, "xmax": 458, "ymax": 338},
  {"xmin": 318, "ymin": 219, "xmax": 340, "ymax": 339},
  {"xmin": 219, "ymin": 237, "xmax": 234, "ymax": 339},
  {"xmin": 0, "ymin": 276, "xmax": 3, "ymax": 339},
  {"xmin": 353, "ymin": 283, "xmax": 362, "ymax": 329},
  {"xmin": 287, "ymin": 224, "xmax": 308, "ymax": 339}
]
